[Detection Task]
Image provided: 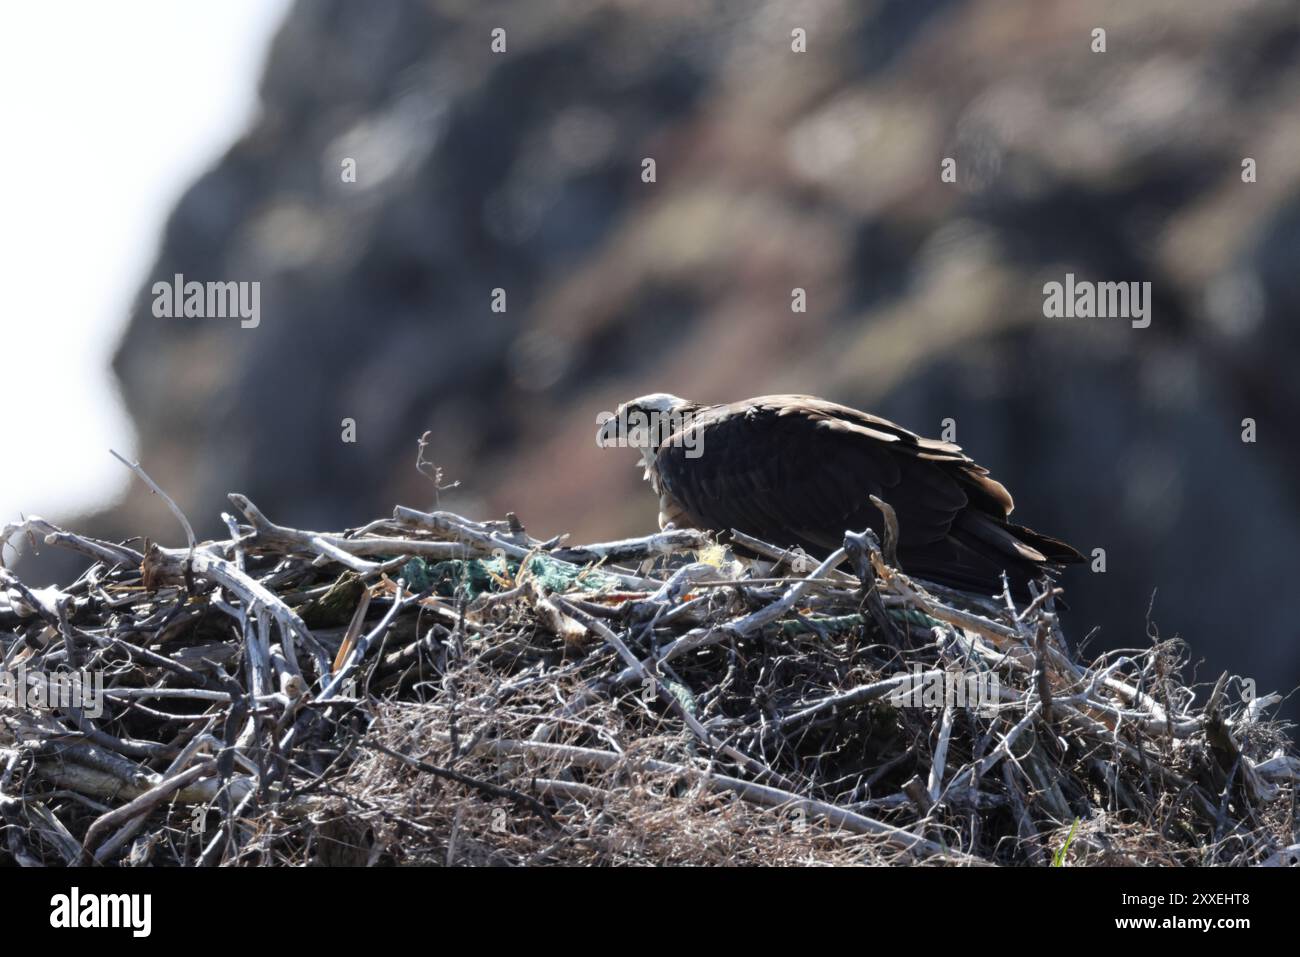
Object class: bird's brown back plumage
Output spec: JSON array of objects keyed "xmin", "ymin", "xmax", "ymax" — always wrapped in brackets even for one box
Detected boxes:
[{"xmin": 645, "ymin": 394, "xmax": 1082, "ymax": 599}]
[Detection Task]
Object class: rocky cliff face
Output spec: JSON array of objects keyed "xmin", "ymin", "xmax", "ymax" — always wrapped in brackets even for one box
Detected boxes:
[{"xmin": 84, "ymin": 0, "xmax": 1300, "ymax": 711}]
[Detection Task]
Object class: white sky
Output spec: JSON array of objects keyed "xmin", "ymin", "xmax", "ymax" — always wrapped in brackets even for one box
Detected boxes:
[{"xmin": 0, "ymin": 0, "xmax": 290, "ymax": 524}]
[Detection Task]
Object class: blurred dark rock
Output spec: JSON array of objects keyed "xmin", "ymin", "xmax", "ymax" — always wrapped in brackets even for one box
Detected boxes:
[{"xmin": 63, "ymin": 0, "xmax": 1300, "ymax": 718}]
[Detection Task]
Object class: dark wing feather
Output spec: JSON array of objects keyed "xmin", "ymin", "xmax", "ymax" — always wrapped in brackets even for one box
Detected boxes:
[{"xmin": 653, "ymin": 395, "xmax": 1081, "ymax": 597}]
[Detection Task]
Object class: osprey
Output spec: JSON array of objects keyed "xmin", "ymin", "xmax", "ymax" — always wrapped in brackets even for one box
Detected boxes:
[{"xmin": 598, "ymin": 393, "xmax": 1082, "ymax": 598}]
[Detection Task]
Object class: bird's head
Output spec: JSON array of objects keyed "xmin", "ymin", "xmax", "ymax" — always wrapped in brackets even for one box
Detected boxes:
[{"xmin": 597, "ymin": 393, "xmax": 696, "ymax": 455}]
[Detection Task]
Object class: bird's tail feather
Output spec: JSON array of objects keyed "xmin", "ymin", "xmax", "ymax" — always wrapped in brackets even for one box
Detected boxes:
[{"xmin": 1002, "ymin": 521, "xmax": 1085, "ymax": 565}]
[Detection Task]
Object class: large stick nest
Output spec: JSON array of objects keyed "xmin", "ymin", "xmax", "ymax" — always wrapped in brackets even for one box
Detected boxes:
[{"xmin": 0, "ymin": 495, "xmax": 1296, "ymax": 866}]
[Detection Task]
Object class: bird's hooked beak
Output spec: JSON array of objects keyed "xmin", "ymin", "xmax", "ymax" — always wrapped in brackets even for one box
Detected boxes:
[
  {"xmin": 596, "ymin": 413, "xmax": 621, "ymax": 449},
  {"xmin": 598, "ymin": 409, "xmax": 657, "ymax": 479}
]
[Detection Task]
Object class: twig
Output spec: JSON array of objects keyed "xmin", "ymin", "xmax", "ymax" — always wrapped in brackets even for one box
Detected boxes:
[{"xmin": 109, "ymin": 449, "xmax": 195, "ymax": 552}]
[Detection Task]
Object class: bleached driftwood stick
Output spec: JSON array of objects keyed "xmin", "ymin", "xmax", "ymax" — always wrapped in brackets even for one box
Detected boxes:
[
  {"xmin": 233, "ymin": 495, "xmax": 468, "ymax": 563},
  {"xmin": 548, "ymin": 528, "xmax": 708, "ymax": 565},
  {"xmin": 0, "ymin": 515, "xmax": 143, "ymax": 569},
  {"xmin": 928, "ymin": 703, "xmax": 955, "ymax": 805},
  {"xmin": 778, "ymin": 670, "xmax": 946, "ymax": 731}
]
